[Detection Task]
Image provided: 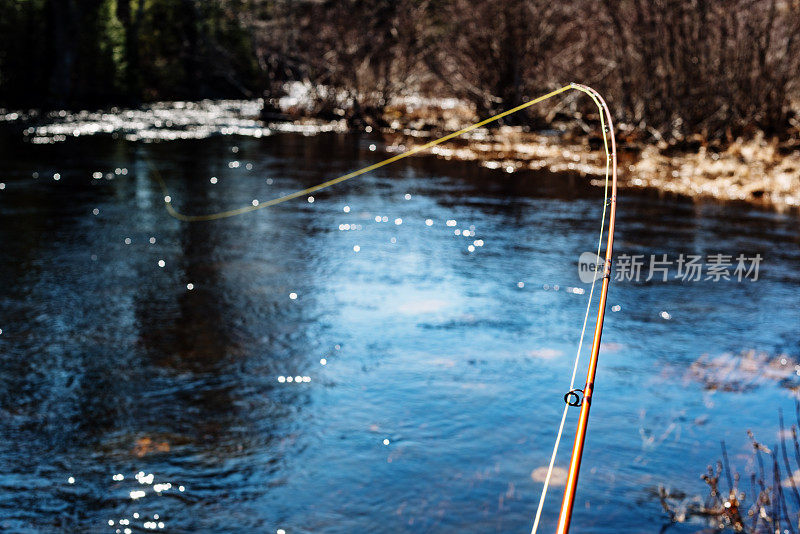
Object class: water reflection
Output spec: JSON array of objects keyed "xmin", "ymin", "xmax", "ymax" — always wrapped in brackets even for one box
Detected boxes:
[{"xmin": 0, "ymin": 127, "xmax": 798, "ymax": 532}]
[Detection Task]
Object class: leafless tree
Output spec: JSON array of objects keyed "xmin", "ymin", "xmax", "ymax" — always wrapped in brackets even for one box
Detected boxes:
[
  {"xmin": 425, "ymin": 0, "xmax": 573, "ymax": 125},
  {"xmin": 595, "ymin": 0, "xmax": 800, "ymax": 142}
]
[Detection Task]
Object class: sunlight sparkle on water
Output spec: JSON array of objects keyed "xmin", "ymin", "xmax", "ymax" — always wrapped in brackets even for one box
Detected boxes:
[
  {"xmin": 394, "ymin": 218, "xmax": 402, "ymax": 225},
  {"xmin": 136, "ymin": 472, "xmax": 154, "ymax": 484},
  {"xmin": 157, "ymin": 259, "xmax": 165, "ymax": 268},
  {"xmin": 68, "ymin": 476, "xmax": 75, "ymax": 484},
  {"xmin": 404, "ymin": 193, "xmax": 411, "ymax": 200},
  {"xmin": 353, "ymin": 245, "xmax": 360, "ymax": 252},
  {"xmin": 320, "ymin": 358, "xmax": 327, "ymax": 365},
  {"xmin": 210, "ymin": 176, "xmax": 218, "ymax": 184},
  {"xmin": 186, "ymin": 283, "xmax": 194, "ymax": 290},
  {"xmin": 289, "ymin": 292, "xmax": 298, "ymax": 300},
  {"xmin": 307, "ymin": 196, "xmax": 314, "ymax": 203},
  {"xmin": 660, "ymin": 311, "xmax": 672, "ymax": 320},
  {"xmin": 252, "ymin": 199, "xmax": 259, "ymax": 206},
  {"xmin": 425, "ymin": 219, "xmax": 433, "ymax": 226},
  {"xmin": 277, "ymin": 376, "xmax": 311, "ymax": 383},
  {"xmin": 92, "ymin": 208, "xmax": 99, "ymax": 215},
  {"xmin": 343, "ymin": 205, "xmax": 350, "ymax": 213}
]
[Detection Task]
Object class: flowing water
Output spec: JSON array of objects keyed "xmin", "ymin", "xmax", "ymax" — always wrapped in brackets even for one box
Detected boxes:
[{"xmin": 0, "ymin": 121, "xmax": 799, "ymax": 533}]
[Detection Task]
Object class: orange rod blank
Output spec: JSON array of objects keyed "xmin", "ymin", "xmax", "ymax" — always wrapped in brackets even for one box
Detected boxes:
[{"xmin": 556, "ymin": 84, "xmax": 618, "ymax": 534}]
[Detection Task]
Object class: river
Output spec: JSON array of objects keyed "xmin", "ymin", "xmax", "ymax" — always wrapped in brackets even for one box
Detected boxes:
[{"xmin": 0, "ymin": 120, "xmax": 798, "ymax": 533}]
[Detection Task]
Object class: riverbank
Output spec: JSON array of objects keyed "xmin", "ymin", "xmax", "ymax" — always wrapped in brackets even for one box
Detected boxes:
[
  {"xmin": 400, "ymin": 128, "xmax": 800, "ymax": 211},
  {"xmin": 370, "ymin": 97, "xmax": 800, "ymax": 212}
]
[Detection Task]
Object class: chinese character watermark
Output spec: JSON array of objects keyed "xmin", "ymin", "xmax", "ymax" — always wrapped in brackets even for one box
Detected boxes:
[{"xmin": 578, "ymin": 253, "xmax": 762, "ymax": 283}]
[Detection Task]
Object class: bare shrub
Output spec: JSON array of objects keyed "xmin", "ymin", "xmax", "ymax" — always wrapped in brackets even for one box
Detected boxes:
[
  {"xmin": 594, "ymin": 0, "xmax": 800, "ymax": 142},
  {"xmin": 251, "ymin": 0, "xmax": 431, "ymax": 125},
  {"xmin": 245, "ymin": 0, "xmax": 800, "ymax": 142},
  {"xmin": 424, "ymin": 0, "xmax": 574, "ymax": 125},
  {"xmin": 661, "ymin": 403, "xmax": 800, "ymax": 532}
]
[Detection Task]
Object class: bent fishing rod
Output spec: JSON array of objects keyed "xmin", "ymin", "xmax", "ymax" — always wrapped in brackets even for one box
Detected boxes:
[
  {"xmin": 555, "ymin": 85, "xmax": 617, "ymax": 534},
  {"xmin": 149, "ymin": 83, "xmax": 619, "ymax": 533}
]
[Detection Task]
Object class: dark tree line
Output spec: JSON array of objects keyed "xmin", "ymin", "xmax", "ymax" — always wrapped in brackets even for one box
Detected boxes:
[
  {"xmin": 0, "ymin": 0, "xmax": 260, "ymax": 108},
  {"xmin": 1, "ymin": 0, "xmax": 799, "ymax": 142}
]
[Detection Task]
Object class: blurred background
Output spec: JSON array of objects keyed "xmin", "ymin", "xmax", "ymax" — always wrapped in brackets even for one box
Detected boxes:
[
  {"xmin": 1, "ymin": 0, "xmax": 799, "ymax": 140},
  {"xmin": 0, "ymin": 1, "xmax": 799, "ymax": 533}
]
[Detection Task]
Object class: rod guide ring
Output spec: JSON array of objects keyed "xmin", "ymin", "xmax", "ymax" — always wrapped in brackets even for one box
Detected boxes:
[{"xmin": 564, "ymin": 389, "xmax": 584, "ymax": 407}]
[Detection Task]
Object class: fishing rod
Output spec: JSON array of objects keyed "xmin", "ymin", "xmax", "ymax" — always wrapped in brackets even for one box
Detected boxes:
[
  {"xmin": 149, "ymin": 83, "xmax": 619, "ymax": 533},
  {"xmin": 527, "ymin": 83, "xmax": 617, "ymax": 534},
  {"xmin": 555, "ymin": 84, "xmax": 618, "ymax": 534}
]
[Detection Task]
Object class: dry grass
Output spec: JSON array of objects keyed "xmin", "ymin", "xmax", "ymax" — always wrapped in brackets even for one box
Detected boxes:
[
  {"xmin": 660, "ymin": 404, "xmax": 800, "ymax": 532},
  {"xmin": 631, "ymin": 135, "xmax": 800, "ymax": 209},
  {"xmin": 371, "ymin": 98, "xmax": 800, "ymax": 211}
]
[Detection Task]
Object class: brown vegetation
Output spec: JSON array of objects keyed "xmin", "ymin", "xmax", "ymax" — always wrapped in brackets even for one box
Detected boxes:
[
  {"xmin": 243, "ymin": 0, "xmax": 800, "ymax": 144},
  {"xmin": 4, "ymin": 1, "xmax": 799, "ymax": 145},
  {"xmin": 660, "ymin": 405, "xmax": 800, "ymax": 532}
]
